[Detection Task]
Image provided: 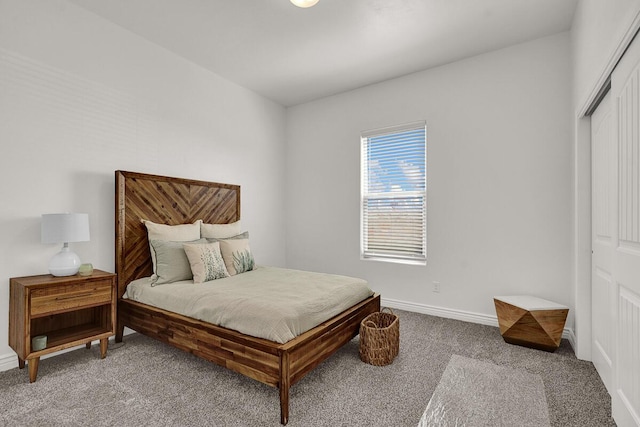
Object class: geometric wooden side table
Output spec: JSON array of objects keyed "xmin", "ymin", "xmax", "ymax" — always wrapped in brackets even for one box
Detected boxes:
[{"xmin": 494, "ymin": 295, "xmax": 569, "ymax": 352}]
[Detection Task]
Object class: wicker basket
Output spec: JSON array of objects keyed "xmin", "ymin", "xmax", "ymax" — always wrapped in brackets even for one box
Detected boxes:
[{"xmin": 359, "ymin": 307, "xmax": 399, "ymax": 366}]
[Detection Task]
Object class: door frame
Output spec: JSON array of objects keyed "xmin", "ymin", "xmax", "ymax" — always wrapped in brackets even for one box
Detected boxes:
[{"xmin": 574, "ymin": 11, "xmax": 640, "ymax": 361}]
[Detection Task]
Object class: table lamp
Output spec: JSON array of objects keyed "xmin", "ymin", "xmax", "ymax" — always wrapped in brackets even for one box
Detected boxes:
[{"xmin": 41, "ymin": 213, "xmax": 90, "ymax": 276}]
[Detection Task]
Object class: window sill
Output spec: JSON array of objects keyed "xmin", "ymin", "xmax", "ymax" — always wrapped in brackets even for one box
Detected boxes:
[{"xmin": 360, "ymin": 256, "xmax": 426, "ymax": 266}]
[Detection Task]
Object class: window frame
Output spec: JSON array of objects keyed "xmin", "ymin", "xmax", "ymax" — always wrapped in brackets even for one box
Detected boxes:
[{"xmin": 360, "ymin": 121, "xmax": 427, "ymax": 265}]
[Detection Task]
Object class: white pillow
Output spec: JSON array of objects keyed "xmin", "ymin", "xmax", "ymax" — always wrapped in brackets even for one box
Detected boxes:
[
  {"xmin": 201, "ymin": 220, "xmax": 242, "ymax": 239},
  {"xmin": 219, "ymin": 238, "xmax": 255, "ymax": 276},
  {"xmin": 143, "ymin": 219, "xmax": 202, "ymax": 273},
  {"xmin": 183, "ymin": 241, "xmax": 230, "ymax": 283}
]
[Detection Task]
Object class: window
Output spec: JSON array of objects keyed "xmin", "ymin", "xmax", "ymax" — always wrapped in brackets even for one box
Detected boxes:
[{"xmin": 360, "ymin": 121, "xmax": 426, "ymax": 264}]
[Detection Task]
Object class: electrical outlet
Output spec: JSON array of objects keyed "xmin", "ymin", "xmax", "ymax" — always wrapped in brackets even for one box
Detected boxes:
[{"xmin": 432, "ymin": 281, "xmax": 440, "ymax": 293}]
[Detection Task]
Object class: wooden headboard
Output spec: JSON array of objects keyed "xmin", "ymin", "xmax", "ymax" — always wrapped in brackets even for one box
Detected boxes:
[{"xmin": 115, "ymin": 170, "xmax": 240, "ymax": 299}]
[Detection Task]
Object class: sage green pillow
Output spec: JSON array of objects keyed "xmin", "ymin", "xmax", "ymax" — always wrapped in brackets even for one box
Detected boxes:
[
  {"xmin": 205, "ymin": 231, "xmax": 249, "ymax": 243},
  {"xmin": 143, "ymin": 220, "xmax": 202, "ymax": 274},
  {"xmin": 150, "ymin": 238, "xmax": 206, "ymax": 285}
]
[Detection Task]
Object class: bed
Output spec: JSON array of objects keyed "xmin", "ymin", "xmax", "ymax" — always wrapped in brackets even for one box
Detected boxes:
[{"xmin": 114, "ymin": 170, "xmax": 381, "ymax": 424}]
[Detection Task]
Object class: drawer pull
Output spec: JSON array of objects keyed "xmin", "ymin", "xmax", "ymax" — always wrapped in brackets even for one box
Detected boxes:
[{"xmin": 55, "ymin": 292, "xmax": 94, "ymax": 301}]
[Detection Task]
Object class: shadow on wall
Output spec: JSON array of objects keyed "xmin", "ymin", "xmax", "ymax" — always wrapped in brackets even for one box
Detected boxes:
[{"xmin": 71, "ymin": 170, "xmax": 117, "ymax": 272}]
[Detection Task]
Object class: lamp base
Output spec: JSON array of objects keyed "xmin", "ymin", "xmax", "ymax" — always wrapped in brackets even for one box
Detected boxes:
[{"xmin": 49, "ymin": 245, "xmax": 82, "ymax": 276}]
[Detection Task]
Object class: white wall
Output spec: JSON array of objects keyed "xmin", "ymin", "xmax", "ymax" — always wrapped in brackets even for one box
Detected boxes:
[
  {"xmin": 0, "ymin": 0, "xmax": 286, "ymax": 369},
  {"xmin": 286, "ymin": 33, "xmax": 573, "ymax": 327},
  {"xmin": 570, "ymin": 0, "xmax": 640, "ymax": 359},
  {"xmin": 572, "ymin": 0, "xmax": 640, "ymax": 110}
]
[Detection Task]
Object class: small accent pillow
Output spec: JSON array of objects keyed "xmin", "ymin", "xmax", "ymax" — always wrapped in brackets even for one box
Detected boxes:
[
  {"xmin": 201, "ymin": 220, "xmax": 242, "ymax": 239},
  {"xmin": 183, "ymin": 241, "xmax": 230, "ymax": 283},
  {"xmin": 143, "ymin": 219, "xmax": 202, "ymax": 273},
  {"xmin": 219, "ymin": 238, "xmax": 255, "ymax": 276},
  {"xmin": 150, "ymin": 238, "xmax": 206, "ymax": 286}
]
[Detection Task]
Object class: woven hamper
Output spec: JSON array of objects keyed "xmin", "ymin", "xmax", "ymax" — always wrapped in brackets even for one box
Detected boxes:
[{"xmin": 359, "ymin": 308, "xmax": 399, "ymax": 366}]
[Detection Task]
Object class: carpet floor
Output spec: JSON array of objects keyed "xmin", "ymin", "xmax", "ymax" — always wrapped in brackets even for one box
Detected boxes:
[{"xmin": 0, "ymin": 310, "xmax": 615, "ymax": 426}]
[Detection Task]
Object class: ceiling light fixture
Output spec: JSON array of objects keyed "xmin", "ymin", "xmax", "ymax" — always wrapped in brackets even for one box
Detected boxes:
[{"xmin": 290, "ymin": 0, "xmax": 319, "ymax": 8}]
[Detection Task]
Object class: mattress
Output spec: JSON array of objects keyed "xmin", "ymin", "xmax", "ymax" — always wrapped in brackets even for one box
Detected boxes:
[{"xmin": 123, "ymin": 266, "xmax": 374, "ymax": 344}]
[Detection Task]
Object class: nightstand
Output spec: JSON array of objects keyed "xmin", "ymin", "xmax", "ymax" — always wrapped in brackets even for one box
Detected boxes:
[{"xmin": 9, "ymin": 270, "xmax": 117, "ymax": 382}]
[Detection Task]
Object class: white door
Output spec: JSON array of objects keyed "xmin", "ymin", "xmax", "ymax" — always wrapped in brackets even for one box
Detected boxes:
[
  {"xmin": 609, "ymin": 31, "xmax": 640, "ymax": 427},
  {"xmin": 591, "ymin": 91, "xmax": 614, "ymax": 395}
]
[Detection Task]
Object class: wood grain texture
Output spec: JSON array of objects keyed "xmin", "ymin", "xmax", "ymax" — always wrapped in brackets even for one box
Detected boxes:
[
  {"xmin": 494, "ymin": 298, "xmax": 568, "ymax": 352},
  {"xmin": 30, "ymin": 280, "xmax": 112, "ymax": 317},
  {"xmin": 115, "ymin": 170, "xmax": 381, "ymax": 424},
  {"xmin": 9, "ymin": 270, "xmax": 117, "ymax": 382},
  {"xmin": 115, "ymin": 170, "xmax": 240, "ymax": 299},
  {"xmin": 8, "ymin": 278, "xmax": 27, "ymax": 366}
]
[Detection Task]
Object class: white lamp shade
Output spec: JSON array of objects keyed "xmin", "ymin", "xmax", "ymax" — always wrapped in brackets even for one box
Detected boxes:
[
  {"xmin": 290, "ymin": 0, "xmax": 319, "ymax": 7},
  {"xmin": 41, "ymin": 213, "xmax": 90, "ymax": 244},
  {"xmin": 41, "ymin": 213, "xmax": 90, "ymax": 276}
]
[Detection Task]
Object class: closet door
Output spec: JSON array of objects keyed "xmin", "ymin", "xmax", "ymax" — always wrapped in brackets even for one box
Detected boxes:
[
  {"xmin": 610, "ymin": 32, "xmax": 640, "ymax": 426},
  {"xmin": 591, "ymin": 91, "xmax": 614, "ymax": 395}
]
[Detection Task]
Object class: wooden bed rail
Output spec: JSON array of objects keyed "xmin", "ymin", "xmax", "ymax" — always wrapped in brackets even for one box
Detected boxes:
[{"xmin": 117, "ymin": 294, "xmax": 380, "ymax": 424}]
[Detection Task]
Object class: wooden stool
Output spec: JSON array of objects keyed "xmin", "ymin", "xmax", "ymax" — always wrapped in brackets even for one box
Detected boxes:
[{"xmin": 494, "ymin": 295, "xmax": 568, "ymax": 352}]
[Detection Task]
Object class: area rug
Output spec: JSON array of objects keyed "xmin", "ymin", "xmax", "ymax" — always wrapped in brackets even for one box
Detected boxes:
[{"xmin": 418, "ymin": 354, "xmax": 551, "ymax": 427}]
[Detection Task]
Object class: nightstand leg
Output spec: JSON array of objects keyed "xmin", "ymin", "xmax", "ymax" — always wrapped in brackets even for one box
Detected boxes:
[
  {"xmin": 86, "ymin": 342, "xmax": 92, "ymax": 349},
  {"xmin": 100, "ymin": 338, "xmax": 108, "ymax": 359},
  {"xmin": 18, "ymin": 357, "xmax": 25, "ymax": 369},
  {"xmin": 28, "ymin": 357, "xmax": 39, "ymax": 383}
]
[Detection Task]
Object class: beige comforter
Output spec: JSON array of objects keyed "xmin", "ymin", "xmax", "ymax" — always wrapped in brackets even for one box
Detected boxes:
[{"xmin": 123, "ymin": 266, "xmax": 374, "ymax": 344}]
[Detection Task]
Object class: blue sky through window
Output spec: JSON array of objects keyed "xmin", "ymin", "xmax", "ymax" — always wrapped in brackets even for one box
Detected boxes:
[{"xmin": 366, "ymin": 128, "xmax": 426, "ymax": 194}]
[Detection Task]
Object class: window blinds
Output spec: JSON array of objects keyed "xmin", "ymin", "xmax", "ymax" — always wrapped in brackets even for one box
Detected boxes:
[{"xmin": 361, "ymin": 121, "xmax": 426, "ymax": 263}]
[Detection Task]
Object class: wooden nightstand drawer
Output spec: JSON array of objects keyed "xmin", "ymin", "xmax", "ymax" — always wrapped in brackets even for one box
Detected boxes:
[{"xmin": 30, "ymin": 280, "xmax": 113, "ymax": 317}]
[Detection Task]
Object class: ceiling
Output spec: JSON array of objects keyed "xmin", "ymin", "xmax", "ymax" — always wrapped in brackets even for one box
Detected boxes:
[{"xmin": 69, "ymin": 0, "xmax": 578, "ymax": 107}]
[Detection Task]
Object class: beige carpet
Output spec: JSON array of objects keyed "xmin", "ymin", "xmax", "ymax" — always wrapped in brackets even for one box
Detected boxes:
[{"xmin": 419, "ymin": 354, "xmax": 550, "ymax": 426}]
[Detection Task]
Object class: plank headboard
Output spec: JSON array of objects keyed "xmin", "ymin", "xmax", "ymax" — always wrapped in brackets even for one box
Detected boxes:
[{"xmin": 115, "ymin": 170, "xmax": 240, "ymax": 299}]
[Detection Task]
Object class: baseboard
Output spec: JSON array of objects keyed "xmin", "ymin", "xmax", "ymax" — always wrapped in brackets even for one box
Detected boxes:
[
  {"xmin": 0, "ymin": 347, "xmax": 84, "ymax": 373},
  {"xmin": 381, "ymin": 297, "xmax": 576, "ymax": 352},
  {"xmin": 0, "ymin": 352, "xmax": 17, "ymax": 373},
  {"xmin": 0, "ymin": 327, "xmax": 137, "ymax": 373},
  {"xmin": 564, "ymin": 327, "xmax": 577, "ymax": 352}
]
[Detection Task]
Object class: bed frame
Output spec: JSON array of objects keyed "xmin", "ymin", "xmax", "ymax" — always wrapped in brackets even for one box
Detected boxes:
[{"xmin": 114, "ymin": 170, "xmax": 380, "ymax": 424}]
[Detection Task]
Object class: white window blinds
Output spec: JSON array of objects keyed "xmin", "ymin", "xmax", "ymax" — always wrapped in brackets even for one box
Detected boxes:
[{"xmin": 361, "ymin": 121, "xmax": 426, "ymax": 264}]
